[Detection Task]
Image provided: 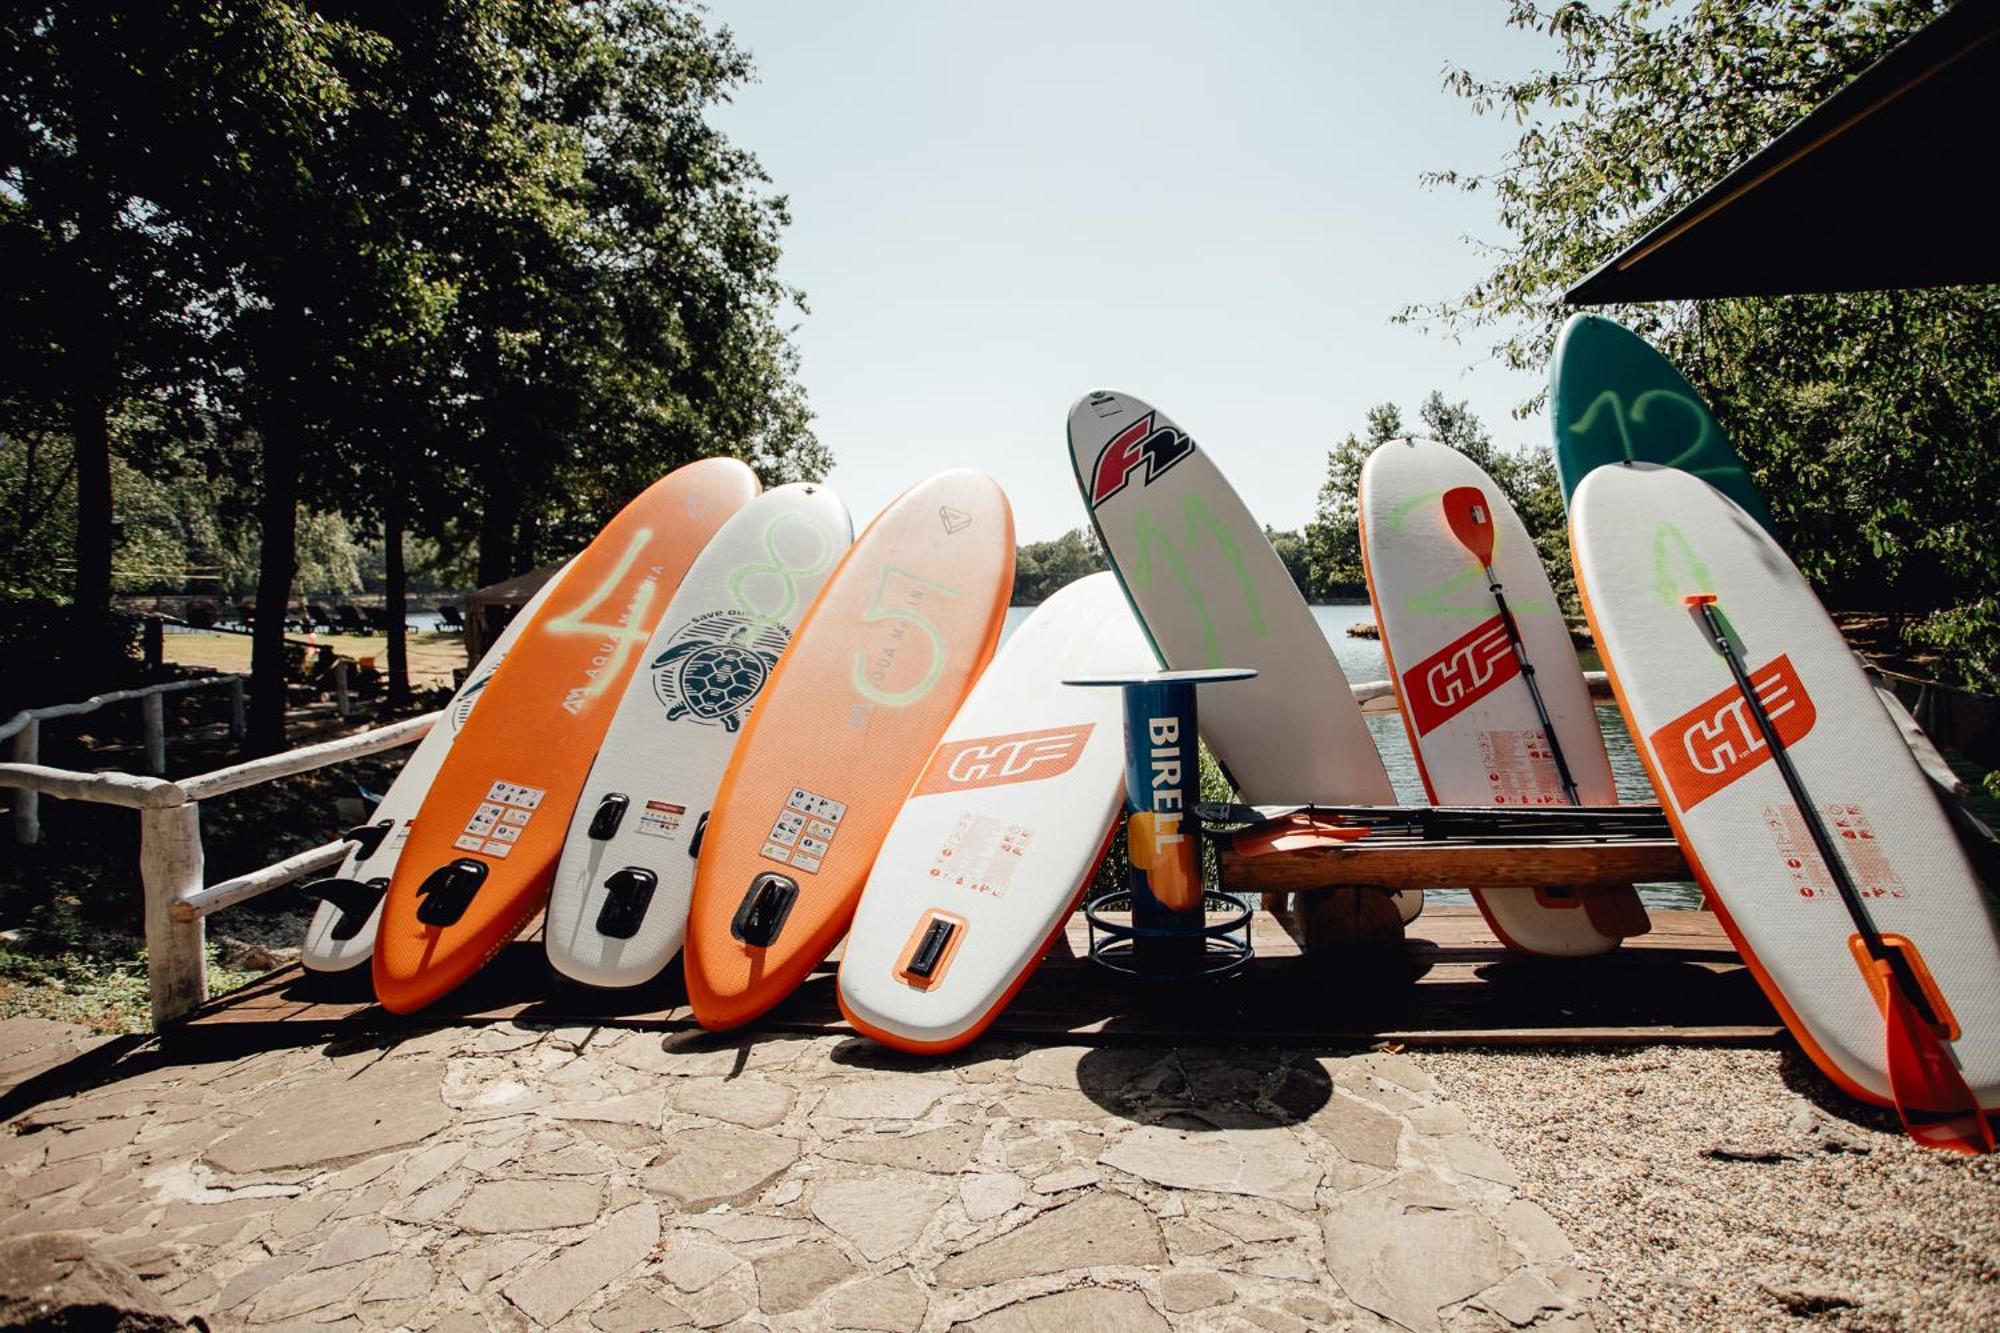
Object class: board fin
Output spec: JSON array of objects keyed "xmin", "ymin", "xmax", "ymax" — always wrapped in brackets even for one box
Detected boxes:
[{"xmin": 304, "ymin": 876, "xmax": 388, "ymax": 942}]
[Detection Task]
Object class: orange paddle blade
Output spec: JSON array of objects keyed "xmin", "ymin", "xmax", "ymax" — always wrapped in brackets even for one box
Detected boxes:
[
  {"xmin": 1232, "ymin": 815, "xmax": 1370, "ymax": 858},
  {"xmin": 1442, "ymin": 485, "xmax": 1497, "ymax": 567},
  {"xmin": 1877, "ymin": 958, "xmax": 1995, "ymax": 1154}
]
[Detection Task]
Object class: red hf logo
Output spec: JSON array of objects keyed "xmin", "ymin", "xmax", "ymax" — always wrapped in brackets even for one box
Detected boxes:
[
  {"xmin": 912, "ymin": 724, "xmax": 1095, "ymax": 796},
  {"xmin": 1651, "ymin": 654, "xmax": 1817, "ymax": 810},
  {"xmin": 1089, "ymin": 412, "xmax": 1194, "ymax": 506},
  {"xmin": 1402, "ymin": 615, "xmax": 1520, "ymax": 736}
]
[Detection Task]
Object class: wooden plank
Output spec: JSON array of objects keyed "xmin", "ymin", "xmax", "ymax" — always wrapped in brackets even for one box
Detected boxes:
[
  {"xmin": 183, "ymin": 907, "xmax": 1778, "ymax": 1047},
  {"xmin": 1221, "ymin": 840, "xmax": 1691, "ymax": 892}
]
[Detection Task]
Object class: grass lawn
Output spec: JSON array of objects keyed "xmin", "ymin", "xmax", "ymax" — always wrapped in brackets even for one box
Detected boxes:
[{"xmin": 164, "ymin": 629, "xmax": 468, "ymax": 689}]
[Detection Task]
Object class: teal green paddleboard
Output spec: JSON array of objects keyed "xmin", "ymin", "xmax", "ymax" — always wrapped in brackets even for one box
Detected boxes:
[{"xmin": 1549, "ymin": 313, "xmax": 1773, "ymax": 532}]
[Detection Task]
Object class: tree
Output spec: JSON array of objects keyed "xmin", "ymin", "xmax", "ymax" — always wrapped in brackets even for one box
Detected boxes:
[
  {"xmin": 1407, "ymin": 0, "xmax": 1999, "ymax": 683},
  {"xmin": 1012, "ymin": 528, "xmax": 1107, "ymax": 605},
  {"xmin": 1303, "ymin": 404, "xmax": 1401, "ymax": 599}
]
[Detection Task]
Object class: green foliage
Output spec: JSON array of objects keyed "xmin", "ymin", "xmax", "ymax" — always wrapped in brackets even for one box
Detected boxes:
[
  {"xmin": 1408, "ymin": 0, "xmax": 1999, "ymax": 688},
  {"xmin": 1012, "ymin": 528, "xmax": 1108, "ymax": 605},
  {"xmin": 1304, "ymin": 394, "xmax": 1569, "ymax": 608}
]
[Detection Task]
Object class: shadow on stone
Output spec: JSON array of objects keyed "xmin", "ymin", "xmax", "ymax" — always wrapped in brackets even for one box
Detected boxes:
[
  {"xmin": 1773, "ymin": 1043, "xmax": 1901, "ymax": 1138},
  {"xmin": 1074, "ymin": 1043, "xmax": 1332, "ymax": 1128},
  {"xmin": 827, "ymin": 1036, "xmax": 1028, "ymax": 1075}
]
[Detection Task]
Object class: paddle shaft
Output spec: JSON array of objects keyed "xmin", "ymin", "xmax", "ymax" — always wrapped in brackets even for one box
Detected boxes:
[
  {"xmin": 1481, "ymin": 564, "xmax": 1583, "ymax": 805},
  {"xmin": 1690, "ymin": 598, "xmax": 1940, "ymax": 1027}
]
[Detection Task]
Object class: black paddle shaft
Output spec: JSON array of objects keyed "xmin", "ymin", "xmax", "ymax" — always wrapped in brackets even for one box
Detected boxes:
[
  {"xmin": 1689, "ymin": 598, "xmax": 1940, "ymax": 1026},
  {"xmin": 1484, "ymin": 567, "xmax": 1583, "ymax": 805}
]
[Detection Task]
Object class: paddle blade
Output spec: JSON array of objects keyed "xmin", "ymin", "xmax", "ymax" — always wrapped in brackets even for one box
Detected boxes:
[
  {"xmin": 1875, "ymin": 958, "xmax": 1996, "ymax": 1154},
  {"xmin": 1442, "ymin": 486, "xmax": 1497, "ymax": 566}
]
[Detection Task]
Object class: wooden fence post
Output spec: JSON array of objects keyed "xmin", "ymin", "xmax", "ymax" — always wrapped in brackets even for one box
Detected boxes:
[
  {"xmin": 228, "ymin": 676, "xmax": 247, "ymax": 745},
  {"xmin": 333, "ymin": 660, "xmax": 352, "ymax": 718},
  {"xmin": 10, "ymin": 719, "xmax": 38, "ymax": 845},
  {"xmin": 140, "ymin": 801, "xmax": 207, "ymax": 1026},
  {"xmin": 143, "ymin": 616, "xmax": 164, "ymax": 672},
  {"xmin": 142, "ymin": 690, "xmax": 167, "ymax": 774}
]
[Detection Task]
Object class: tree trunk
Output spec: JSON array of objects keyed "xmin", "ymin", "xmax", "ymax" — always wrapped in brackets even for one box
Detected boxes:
[
  {"xmin": 475, "ymin": 461, "xmax": 521, "ymax": 644},
  {"xmin": 384, "ymin": 489, "xmax": 411, "ymax": 708},
  {"xmin": 248, "ymin": 430, "xmax": 302, "ymax": 753},
  {"xmin": 69, "ymin": 381, "xmax": 115, "ymax": 661}
]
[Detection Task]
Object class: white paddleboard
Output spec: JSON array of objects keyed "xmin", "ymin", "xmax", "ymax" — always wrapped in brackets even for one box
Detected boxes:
[
  {"xmin": 1573, "ymin": 462, "xmax": 1999, "ymax": 1106},
  {"xmin": 300, "ymin": 563, "xmax": 573, "ymax": 972},
  {"xmin": 838, "ymin": 573, "xmax": 1154, "ymax": 1051},
  {"xmin": 542, "ymin": 483, "xmax": 853, "ymax": 988},
  {"xmin": 1067, "ymin": 390, "xmax": 1419, "ymax": 922},
  {"xmin": 1360, "ymin": 438, "xmax": 1647, "ymax": 955}
]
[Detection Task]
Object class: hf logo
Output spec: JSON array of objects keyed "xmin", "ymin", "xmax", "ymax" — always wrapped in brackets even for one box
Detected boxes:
[
  {"xmin": 1090, "ymin": 412, "xmax": 1194, "ymax": 506},
  {"xmin": 1651, "ymin": 654, "xmax": 1816, "ymax": 810},
  {"xmin": 912, "ymin": 724, "xmax": 1095, "ymax": 796},
  {"xmin": 1402, "ymin": 615, "xmax": 1520, "ymax": 736}
]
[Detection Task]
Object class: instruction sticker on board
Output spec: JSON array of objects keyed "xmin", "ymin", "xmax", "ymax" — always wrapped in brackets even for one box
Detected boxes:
[
  {"xmin": 1770, "ymin": 803, "xmax": 1906, "ymax": 902},
  {"xmin": 927, "ymin": 812, "xmax": 1033, "ymax": 898},
  {"xmin": 1477, "ymin": 730, "xmax": 1566, "ymax": 806},
  {"xmin": 452, "ymin": 780, "xmax": 546, "ymax": 859},
  {"xmin": 760, "ymin": 786, "xmax": 846, "ymax": 874},
  {"xmin": 635, "ymin": 800, "xmax": 686, "ymax": 841}
]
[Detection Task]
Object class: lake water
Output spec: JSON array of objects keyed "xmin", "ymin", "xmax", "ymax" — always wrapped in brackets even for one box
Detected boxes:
[{"xmin": 1003, "ymin": 599, "xmax": 1700, "ymax": 909}]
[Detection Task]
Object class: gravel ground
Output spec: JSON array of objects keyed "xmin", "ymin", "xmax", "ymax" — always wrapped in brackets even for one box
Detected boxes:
[{"xmin": 1422, "ymin": 1043, "xmax": 2000, "ymax": 1332}]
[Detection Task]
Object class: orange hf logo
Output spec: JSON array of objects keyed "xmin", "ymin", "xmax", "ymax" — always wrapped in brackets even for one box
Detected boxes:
[
  {"xmin": 1403, "ymin": 615, "xmax": 1519, "ymax": 736},
  {"xmin": 912, "ymin": 724, "xmax": 1095, "ymax": 796},
  {"xmin": 1651, "ymin": 654, "xmax": 1816, "ymax": 810}
]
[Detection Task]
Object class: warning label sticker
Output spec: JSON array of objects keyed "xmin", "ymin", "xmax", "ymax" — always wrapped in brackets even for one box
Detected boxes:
[
  {"xmin": 761, "ymin": 786, "xmax": 845, "ymax": 874},
  {"xmin": 1477, "ymin": 730, "xmax": 1566, "ymax": 806},
  {"xmin": 927, "ymin": 812, "xmax": 1033, "ymax": 898},
  {"xmin": 455, "ymin": 780, "xmax": 546, "ymax": 860},
  {"xmin": 636, "ymin": 800, "xmax": 686, "ymax": 841},
  {"xmin": 1766, "ymin": 803, "xmax": 1906, "ymax": 901}
]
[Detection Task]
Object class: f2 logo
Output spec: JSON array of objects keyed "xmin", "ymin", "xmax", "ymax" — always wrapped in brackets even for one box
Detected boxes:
[
  {"xmin": 1090, "ymin": 413, "xmax": 1194, "ymax": 507},
  {"xmin": 912, "ymin": 724, "xmax": 1095, "ymax": 796},
  {"xmin": 1403, "ymin": 616, "xmax": 1519, "ymax": 736},
  {"xmin": 1651, "ymin": 654, "xmax": 1816, "ymax": 810}
]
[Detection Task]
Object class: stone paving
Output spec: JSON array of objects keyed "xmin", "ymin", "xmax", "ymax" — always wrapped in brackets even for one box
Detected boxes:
[{"xmin": 0, "ymin": 1015, "xmax": 1598, "ymax": 1331}]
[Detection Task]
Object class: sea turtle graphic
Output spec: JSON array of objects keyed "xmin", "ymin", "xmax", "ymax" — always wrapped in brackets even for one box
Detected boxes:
[{"xmin": 652, "ymin": 611, "xmax": 790, "ymax": 731}]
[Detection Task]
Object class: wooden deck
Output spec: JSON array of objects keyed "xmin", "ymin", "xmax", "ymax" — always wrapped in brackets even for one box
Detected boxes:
[{"xmin": 182, "ymin": 907, "xmax": 1781, "ymax": 1048}]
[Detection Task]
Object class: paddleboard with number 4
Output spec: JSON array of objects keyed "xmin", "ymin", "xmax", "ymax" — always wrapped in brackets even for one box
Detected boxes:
[
  {"xmin": 1066, "ymin": 389, "xmax": 1419, "ymax": 923},
  {"xmin": 372, "ymin": 458, "xmax": 760, "ymax": 1013},
  {"xmin": 684, "ymin": 470, "xmax": 1015, "ymax": 1031},
  {"xmin": 1572, "ymin": 461, "xmax": 1998, "ymax": 1128},
  {"xmin": 543, "ymin": 483, "xmax": 853, "ymax": 989}
]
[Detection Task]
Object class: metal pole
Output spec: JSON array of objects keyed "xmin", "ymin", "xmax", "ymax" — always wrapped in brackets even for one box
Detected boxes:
[{"xmin": 140, "ymin": 802, "xmax": 207, "ymax": 1026}]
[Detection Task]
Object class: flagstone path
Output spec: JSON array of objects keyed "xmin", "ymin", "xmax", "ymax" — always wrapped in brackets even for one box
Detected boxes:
[{"xmin": 0, "ymin": 1015, "xmax": 1596, "ymax": 1331}]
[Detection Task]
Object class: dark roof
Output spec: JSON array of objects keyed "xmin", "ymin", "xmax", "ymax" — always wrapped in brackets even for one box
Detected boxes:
[{"xmin": 1565, "ymin": 0, "xmax": 1999, "ymax": 304}]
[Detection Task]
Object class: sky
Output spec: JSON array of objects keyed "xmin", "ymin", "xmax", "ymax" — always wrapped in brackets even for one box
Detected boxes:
[{"xmin": 706, "ymin": 2, "xmax": 1556, "ymax": 542}]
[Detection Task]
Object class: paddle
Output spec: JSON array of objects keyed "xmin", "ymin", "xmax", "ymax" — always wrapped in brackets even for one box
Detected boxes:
[
  {"xmin": 1442, "ymin": 486, "xmax": 1582, "ymax": 805},
  {"xmin": 1684, "ymin": 592, "xmax": 1993, "ymax": 1154}
]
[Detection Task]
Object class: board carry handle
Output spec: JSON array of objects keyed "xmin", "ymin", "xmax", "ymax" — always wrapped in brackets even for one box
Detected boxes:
[{"xmin": 1683, "ymin": 591, "xmax": 1993, "ymax": 1154}]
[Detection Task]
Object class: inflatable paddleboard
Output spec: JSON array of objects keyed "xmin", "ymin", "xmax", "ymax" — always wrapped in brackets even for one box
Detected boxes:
[
  {"xmin": 1550, "ymin": 313, "xmax": 1772, "ymax": 530},
  {"xmin": 684, "ymin": 470, "xmax": 1014, "ymax": 1030},
  {"xmin": 301, "ymin": 563, "xmax": 573, "ymax": 972},
  {"xmin": 1572, "ymin": 462, "xmax": 1999, "ymax": 1108},
  {"xmin": 543, "ymin": 483, "xmax": 853, "ymax": 988},
  {"xmin": 372, "ymin": 458, "xmax": 759, "ymax": 1013},
  {"xmin": 1359, "ymin": 438, "xmax": 1647, "ymax": 956},
  {"xmin": 838, "ymin": 573, "xmax": 1153, "ymax": 1051},
  {"xmin": 1066, "ymin": 390, "xmax": 1419, "ymax": 923}
]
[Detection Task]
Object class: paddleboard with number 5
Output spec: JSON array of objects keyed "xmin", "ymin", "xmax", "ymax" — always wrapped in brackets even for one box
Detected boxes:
[
  {"xmin": 544, "ymin": 483, "xmax": 853, "ymax": 989},
  {"xmin": 684, "ymin": 470, "xmax": 1014, "ymax": 1031},
  {"xmin": 372, "ymin": 458, "xmax": 760, "ymax": 1013}
]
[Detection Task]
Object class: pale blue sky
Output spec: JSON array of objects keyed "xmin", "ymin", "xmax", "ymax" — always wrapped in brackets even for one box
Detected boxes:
[{"xmin": 707, "ymin": 2, "xmax": 1554, "ymax": 541}]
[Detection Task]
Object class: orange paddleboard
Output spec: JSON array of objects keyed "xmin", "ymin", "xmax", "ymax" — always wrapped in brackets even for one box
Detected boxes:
[
  {"xmin": 684, "ymin": 470, "xmax": 1015, "ymax": 1030},
  {"xmin": 373, "ymin": 458, "xmax": 759, "ymax": 1012}
]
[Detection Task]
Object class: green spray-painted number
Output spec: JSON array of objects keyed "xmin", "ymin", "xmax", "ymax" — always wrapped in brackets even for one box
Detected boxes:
[
  {"xmin": 1650, "ymin": 520, "xmax": 1717, "ymax": 608},
  {"xmin": 1131, "ymin": 494, "xmax": 1266, "ymax": 668},
  {"xmin": 852, "ymin": 565, "xmax": 959, "ymax": 707},
  {"xmin": 1568, "ymin": 388, "xmax": 1741, "ymax": 483},
  {"xmin": 728, "ymin": 509, "xmax": 838, "ymax": 643}
]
